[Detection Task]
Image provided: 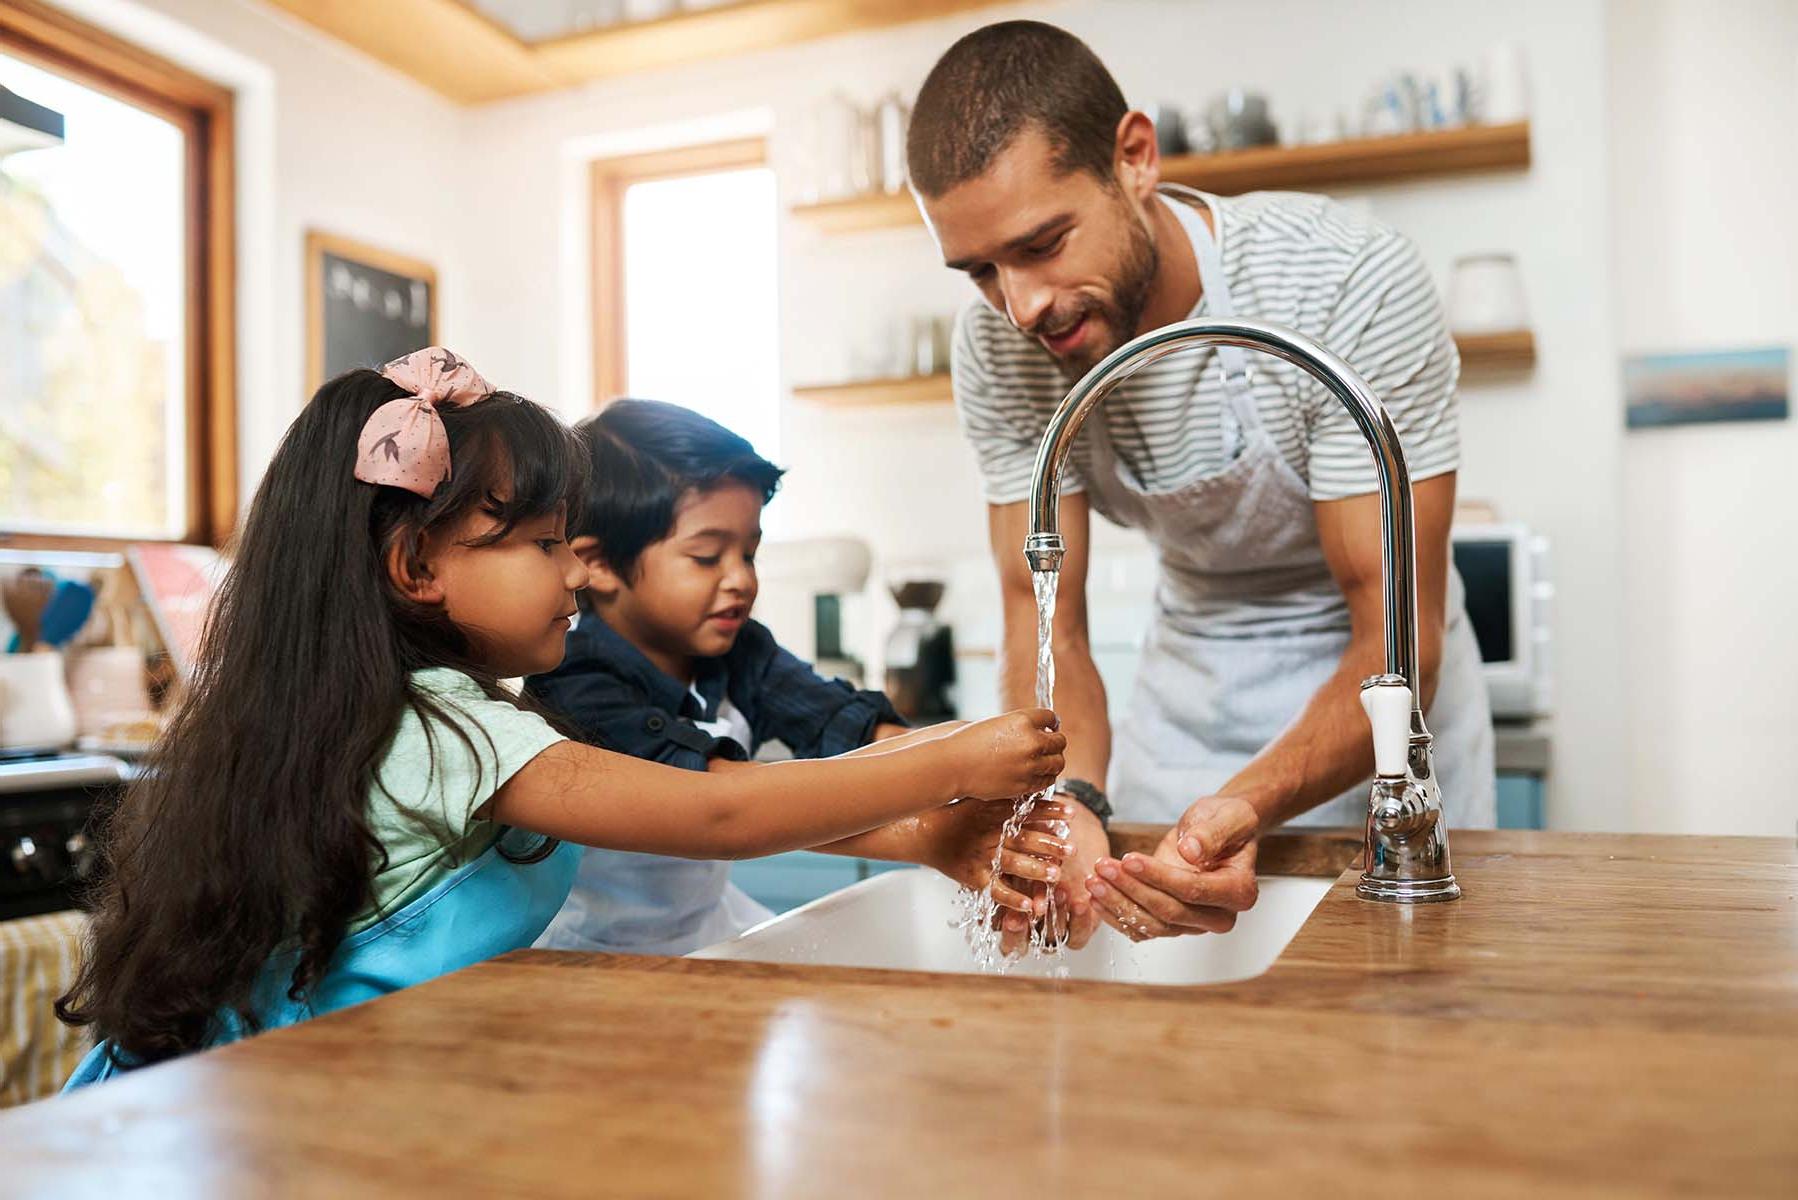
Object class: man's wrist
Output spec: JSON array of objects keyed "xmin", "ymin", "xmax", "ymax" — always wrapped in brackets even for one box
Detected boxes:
[
  {"xmin": 1236, "ymin": 782, "xmax": 1294, "ymax": 832},
  {"xmin": 1054, "ymin": 778, "xmax": 1112, "ymax": 829},
  {"xmin": 1063, "ymin": 802, "xmax": 1110, "ymax": 859}
]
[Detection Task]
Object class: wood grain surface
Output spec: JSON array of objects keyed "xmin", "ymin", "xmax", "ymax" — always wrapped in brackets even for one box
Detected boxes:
[{"xmin": 3, "ymin": 830, "xmax": 1793, "ymax": 1198}]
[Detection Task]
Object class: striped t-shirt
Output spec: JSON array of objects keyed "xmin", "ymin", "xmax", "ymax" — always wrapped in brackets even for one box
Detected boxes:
[{"xmin": 952, "ymin": 190, "xmax": 1461, "ymax": 507}]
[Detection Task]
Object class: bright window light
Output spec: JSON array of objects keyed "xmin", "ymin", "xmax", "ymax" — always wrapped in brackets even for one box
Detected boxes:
[
  {"xmin": 0, "ymin": 49, "xmax": 187, "ymax": 539},
  {"xmin": 621, "ymin": 167, "xmax": 781, "ymax": 464}
]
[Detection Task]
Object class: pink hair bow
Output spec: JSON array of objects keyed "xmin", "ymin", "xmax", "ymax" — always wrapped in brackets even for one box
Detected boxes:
[{"xmin": 354, "ymin": 347, "xmax": 494, "ymax": 499}]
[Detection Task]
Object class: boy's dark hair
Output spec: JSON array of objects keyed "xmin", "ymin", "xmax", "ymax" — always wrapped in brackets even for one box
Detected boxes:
[
  {"xmin": 575, "ymin": 399, "xmax": 784, "ymax": 580},
  {"xmin": 907, "ymin": 20, "xmax": 1128, "ymax": 198}
]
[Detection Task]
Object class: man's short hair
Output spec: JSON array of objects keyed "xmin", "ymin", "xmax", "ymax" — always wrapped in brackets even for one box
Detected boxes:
[
  {"xmin": 573, "ymin": 399, "xmax": 784, "ymax": 580},
  {"xmin": 907, "ymin": 20, "xmax": 1129, "ymax": 198}
]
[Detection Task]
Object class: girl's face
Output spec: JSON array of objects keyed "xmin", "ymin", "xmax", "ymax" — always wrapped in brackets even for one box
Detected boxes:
[
  {"xmin": 584, "ymin": 482, "xmax": 763, "ymax": 683},
  {"xmin": 418, "ymin": 504, "xmax": 587, "ymax": 677}
]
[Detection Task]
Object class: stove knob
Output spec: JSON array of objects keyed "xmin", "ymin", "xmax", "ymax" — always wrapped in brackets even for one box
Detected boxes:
[
  {"xmin": 10, "ymin": 835, "xmax": 41, "ymax": 876},
  {"xmin": 65, "ymin": 831, "xmax": 95, "ymax": 875}
]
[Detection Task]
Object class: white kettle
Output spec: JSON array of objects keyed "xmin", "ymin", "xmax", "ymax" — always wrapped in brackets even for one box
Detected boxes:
[{"xmin": 0, "ymin": 651, "xmax": 79, "ymax": 751}]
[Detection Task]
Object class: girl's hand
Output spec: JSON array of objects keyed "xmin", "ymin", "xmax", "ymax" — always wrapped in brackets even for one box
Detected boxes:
[
  {"xmin": 920, "ymin": 799, "xmax": 1077, "ymax": 914},
  {"xmin": 948, "ymin": 708, "xmax": 1065, "ymax": 801}
]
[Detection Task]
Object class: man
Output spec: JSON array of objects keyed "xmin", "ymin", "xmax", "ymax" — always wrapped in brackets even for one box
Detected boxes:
[{"xmin": 905, "ymin": 21, "xmax": 1495, "ymax": 949}]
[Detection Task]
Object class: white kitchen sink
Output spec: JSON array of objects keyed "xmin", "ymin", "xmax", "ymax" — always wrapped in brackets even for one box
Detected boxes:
[{"xmin": 690, "ymin": 867, "xmax": 1334, "ymax": 986}]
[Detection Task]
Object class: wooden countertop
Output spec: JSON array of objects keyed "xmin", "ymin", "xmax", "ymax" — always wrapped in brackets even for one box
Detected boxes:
[{"xmin": 4, "ymin": 830, "xmax": 1794, "ymax": 1196}]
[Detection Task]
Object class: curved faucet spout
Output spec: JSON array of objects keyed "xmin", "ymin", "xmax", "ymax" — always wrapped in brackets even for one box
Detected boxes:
[
  {"xmin": 1026, "ymin": 316, "xmax": 1419, "ymax": 694},
  {"xmin": 1023, "ymin": 315, "xmax": 1459, "ymax": 904}
]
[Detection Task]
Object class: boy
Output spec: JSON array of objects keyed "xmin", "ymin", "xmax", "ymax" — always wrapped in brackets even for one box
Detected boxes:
[{"xmin": 528, "ymin": 399, "xmax": 1077, "ymax": 954}]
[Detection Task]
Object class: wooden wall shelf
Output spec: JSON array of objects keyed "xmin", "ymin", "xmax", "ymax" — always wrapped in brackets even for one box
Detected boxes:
[
  {"xmin": 792, "ymin": 190, "xmax": 922, "ymax": 235},
  {"xmin": 797, "ymin": 329, "xmax": 1535, "ymax": 405},
  {"xmin": 792, "ymin": 374, "xmax": 952, "ymax": 407},
  {"xmin": 793, "ymin": 122, "xmax": 1532, "ymax": 233},
  {"xmin": 1455, "ymin": 329, "xmax": 1536, "ymax": 371}
]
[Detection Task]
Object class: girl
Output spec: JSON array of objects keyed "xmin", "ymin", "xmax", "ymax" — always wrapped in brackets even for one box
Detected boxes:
[{"xmin": 57, "ymin": 349, "xmax": 1064, "ymax": 1084}]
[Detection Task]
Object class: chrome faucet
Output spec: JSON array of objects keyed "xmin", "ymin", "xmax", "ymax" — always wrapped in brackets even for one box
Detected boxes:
[{"xmin": 1023, "ymin": 317, "xmax": 1460, "ymax": 903}]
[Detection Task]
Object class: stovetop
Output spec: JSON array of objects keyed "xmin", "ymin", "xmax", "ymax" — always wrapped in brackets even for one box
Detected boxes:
[{"xmin": 0, "ymin": 752, "xmax": 129, "ymax": 921}]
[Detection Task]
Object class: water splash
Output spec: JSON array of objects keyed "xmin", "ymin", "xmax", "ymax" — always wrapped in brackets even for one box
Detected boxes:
[{"xmin": 953, "ymin": 567, "xmax": 1071, "ymax": 972}]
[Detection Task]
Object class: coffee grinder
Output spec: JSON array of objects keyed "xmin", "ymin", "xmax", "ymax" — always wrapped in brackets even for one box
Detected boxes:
[{"xmin": 883, "ymin": 578, "xmax": 955, "ymax": 722}]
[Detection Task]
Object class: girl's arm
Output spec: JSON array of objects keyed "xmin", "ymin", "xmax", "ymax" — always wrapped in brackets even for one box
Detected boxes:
[
  {"xmin": 751, "ymin": 722, "xmax": 1073, "ymax": 911},
  {"xmin": 485, "ymin": 709, "xmax": 1063, "ymax": 861},
  {"xmin": 804, "ymin": 721, "xmax": 963, "ymax": 858}
]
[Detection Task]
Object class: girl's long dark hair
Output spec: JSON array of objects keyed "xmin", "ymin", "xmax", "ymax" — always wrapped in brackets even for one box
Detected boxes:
[{"xmin": 56, "ymin": 369, "xmax": 584, "ymax": 1065}]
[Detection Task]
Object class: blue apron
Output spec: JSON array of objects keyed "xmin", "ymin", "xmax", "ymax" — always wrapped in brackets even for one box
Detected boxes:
[{"xmin": 65, "ymin": 830, "xmax": 579, "ymax": 1089}]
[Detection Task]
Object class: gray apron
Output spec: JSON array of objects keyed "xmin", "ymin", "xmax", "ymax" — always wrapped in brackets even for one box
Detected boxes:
[{"xmin": 1090, "ymin": 188, "xmax": 1495, "ymax": 828}]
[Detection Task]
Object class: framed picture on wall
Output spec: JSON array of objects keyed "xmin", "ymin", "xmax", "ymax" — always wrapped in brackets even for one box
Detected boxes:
[
  {"xmin": 1624, "ymin": 346, "xmax": 1790, "ymax": 429},
  {"xmin": 304, "ymin": 230, "xmax": 436, "ymax": 394}
]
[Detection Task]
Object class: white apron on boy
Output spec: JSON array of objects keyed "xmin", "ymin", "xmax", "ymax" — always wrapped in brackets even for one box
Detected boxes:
[{"xmin": 533, "ymin": 693, "xmax": 773, "ymax": 956}]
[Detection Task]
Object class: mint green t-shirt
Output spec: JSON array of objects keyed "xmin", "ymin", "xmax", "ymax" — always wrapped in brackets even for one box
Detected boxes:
[{"xmin": 356, "ymin": 668, "xmax": 566, "ymax": 930}]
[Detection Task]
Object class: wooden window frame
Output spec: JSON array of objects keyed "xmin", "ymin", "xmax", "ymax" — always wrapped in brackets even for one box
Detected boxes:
[
  {"xmin": 589, "ymin": 137, "xmax": 765, "ymax": 407},
  {"xmin": 0, "ymin": 0, "xmax": 236, "ymax": 550}
]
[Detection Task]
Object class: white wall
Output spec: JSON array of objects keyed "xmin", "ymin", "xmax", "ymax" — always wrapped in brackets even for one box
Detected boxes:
[
  {"xmin": 457, "ymin": 0, "xmax": 1630, "ymax": 831},
  {"xmin": 53, "ymin": 0, "xmax": 467, "ymax": 494},
  {"xmin": 76, "ymin": 0, "xmax": 1797, "ymax": 837},
  {"xmin": 1608, "ymin": 0, "xmax": 1798, "ymax": 836}
]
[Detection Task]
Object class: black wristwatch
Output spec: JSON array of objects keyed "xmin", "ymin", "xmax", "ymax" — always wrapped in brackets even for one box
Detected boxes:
[{"xmin": 1053, "ymin": 778, "xmax": 1112, "ymax": 829}]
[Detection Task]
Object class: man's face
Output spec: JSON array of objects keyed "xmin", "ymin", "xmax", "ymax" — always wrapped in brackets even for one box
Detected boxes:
[{"xmin": 920, "ymin": 126, "xmax": 1158, "ymax": 382}]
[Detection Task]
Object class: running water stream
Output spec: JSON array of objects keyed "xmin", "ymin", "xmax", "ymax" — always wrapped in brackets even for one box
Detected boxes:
[{"xmin": 954, "ymin": 567, "xmax": 1071, "ymax": 971}]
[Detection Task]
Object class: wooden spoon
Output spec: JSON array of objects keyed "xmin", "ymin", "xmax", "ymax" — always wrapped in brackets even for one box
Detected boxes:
[{"xmin": 3, "ymin": 568, "xmax": 56, "ymax": 652}]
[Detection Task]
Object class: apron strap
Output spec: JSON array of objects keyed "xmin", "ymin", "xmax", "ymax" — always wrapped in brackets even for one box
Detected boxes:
[{"xmin": 1163, "ymin": 187, "xmax": 1264, "ymax": 439}]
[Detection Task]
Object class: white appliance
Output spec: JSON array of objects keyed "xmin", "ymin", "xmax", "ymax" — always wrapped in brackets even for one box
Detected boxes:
[
  {"xmin": 1451, "ymin": 523, "xmax": 1553, "ymax": 719},
  {"xmin": 753, "ymin": 537, "xmax": 873, "ymax": 686}
]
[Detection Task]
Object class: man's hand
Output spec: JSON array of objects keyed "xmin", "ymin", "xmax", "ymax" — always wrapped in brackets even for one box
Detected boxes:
[
  {"xmin": 997, "ymin": 801, "xmax": 1108, "ymax": 955},
  {"xmin": 1083, "ymin": 795, "xmax": 1261, "ymax": 941}
]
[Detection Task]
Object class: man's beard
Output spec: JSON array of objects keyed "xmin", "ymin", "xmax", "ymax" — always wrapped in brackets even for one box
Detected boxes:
[{"xmin": 1032, "ymin": 213, "xmax": 1159, "ymax": 384}]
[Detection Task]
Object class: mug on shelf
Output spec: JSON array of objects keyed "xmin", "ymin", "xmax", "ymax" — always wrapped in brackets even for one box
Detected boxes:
[
  {"xmin": 814, "ymin": 92, "xmax": 863, "ymax": 201},
  {"xmin": 1477, "ymin": 39, "xmax": 1530, "ymax": 124},
  {"xmin": 1206, "ymin": 88, "xmax": 1278, "ymax": 149},
  {"xmin": 875, "ymin": 92, "xmax": 909, "ymax": 194},
  {"xmin": 1447, "ymin": 253, "xmax": 1528, "ymax": 334}
]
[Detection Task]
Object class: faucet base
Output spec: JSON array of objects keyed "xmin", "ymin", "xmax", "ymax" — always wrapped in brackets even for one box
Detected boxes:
[
  {"xmin": 1358, "ymin": 761, "xmax": 1460, "ymax": 904},
  {"xmin": 1355, "ymin": 874, "xmax": 1461, "ymax": 903}
]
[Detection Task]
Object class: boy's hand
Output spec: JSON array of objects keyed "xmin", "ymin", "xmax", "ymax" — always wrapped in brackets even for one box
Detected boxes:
[
  {"xmin": 996, "ymin": 802, "xmax": 1107, "ymax": 955},
  {"xmin": 920, "ymin": 799, "xmax": 1077, "ymax": 916},
  {"xmin": 949, "ymin": 709, "xmax": 1064, "ymax": 801}
]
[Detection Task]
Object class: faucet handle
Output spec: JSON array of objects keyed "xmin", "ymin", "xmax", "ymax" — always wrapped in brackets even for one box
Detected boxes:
[{"xmin": 1359, "ymin": 674, "xmax": 1412, "ymax": 778}]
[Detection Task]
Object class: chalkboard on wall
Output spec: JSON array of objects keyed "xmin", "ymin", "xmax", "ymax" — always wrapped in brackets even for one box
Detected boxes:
[{"xmin": 305, "ymin": 231, "xmax": 437, "ymax": 394}]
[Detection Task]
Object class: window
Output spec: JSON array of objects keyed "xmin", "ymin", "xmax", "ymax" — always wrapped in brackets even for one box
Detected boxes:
[
  {"xmin": 0, "ymin": 2, "xmax": 234, "ymax": 546},
  {"xmin": 592, "ymin": 139, "xmax": 781, "ymax": 461}
]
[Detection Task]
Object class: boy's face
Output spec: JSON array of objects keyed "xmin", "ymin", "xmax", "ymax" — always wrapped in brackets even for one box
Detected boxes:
[{"xmin": 583, "ymin": 481, "xmax": 764, "ymax": 678}]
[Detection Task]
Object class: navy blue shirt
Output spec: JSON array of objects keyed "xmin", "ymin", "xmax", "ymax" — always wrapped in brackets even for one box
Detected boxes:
[{"xmin": 526, "ymin": 613, "xmax": 904, "ymax": 771}]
